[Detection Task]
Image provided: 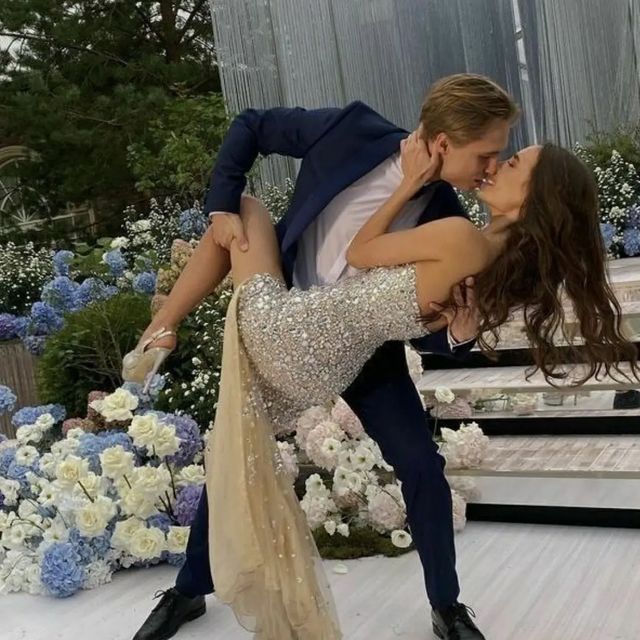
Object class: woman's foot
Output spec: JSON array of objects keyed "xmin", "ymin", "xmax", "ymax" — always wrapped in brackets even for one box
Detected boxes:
[{"xmin": 122, "ymin": 323, "xmax": 178, "ymax": 392}]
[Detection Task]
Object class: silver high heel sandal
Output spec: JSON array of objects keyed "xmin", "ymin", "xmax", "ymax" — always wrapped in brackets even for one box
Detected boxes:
[{"xmin": 121, "ymin": 327, "xmax": 177, "ymax": 393}]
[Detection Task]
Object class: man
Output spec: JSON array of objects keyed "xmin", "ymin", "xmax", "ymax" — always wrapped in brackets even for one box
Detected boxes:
[{"xmin": 133, "ymin": 73, "xmax": 518, "ymax": 640}]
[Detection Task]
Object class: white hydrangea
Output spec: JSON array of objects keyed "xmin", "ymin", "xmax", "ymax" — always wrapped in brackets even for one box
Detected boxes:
[
  {"xmin": 305, "ymin": 420, "xmax": 346, "ymax": 470},
  {"xmin": 367, "ymin": 483, "xmax": 406, "ymax": 533}
]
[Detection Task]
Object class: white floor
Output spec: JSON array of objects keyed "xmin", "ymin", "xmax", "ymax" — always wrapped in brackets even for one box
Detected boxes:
[{"xmin": 4, "ymin": 521, "xmax": 640, "ymax": 640}]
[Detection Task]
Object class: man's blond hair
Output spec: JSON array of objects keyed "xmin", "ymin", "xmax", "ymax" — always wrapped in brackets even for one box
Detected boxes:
[{"xmin": 420, "ymin": 73, "xmax": 519, "ymax": 145}]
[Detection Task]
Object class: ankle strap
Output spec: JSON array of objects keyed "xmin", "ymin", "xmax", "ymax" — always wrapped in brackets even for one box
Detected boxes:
[{"xmin": 142, "ymin": 327, "xmax": 176, "ymax": 349}]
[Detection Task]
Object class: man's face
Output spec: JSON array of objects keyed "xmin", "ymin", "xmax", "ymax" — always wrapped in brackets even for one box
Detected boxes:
[{"xmin": 437, "ymin": 120, "xmax": 511, "ymax": 190}]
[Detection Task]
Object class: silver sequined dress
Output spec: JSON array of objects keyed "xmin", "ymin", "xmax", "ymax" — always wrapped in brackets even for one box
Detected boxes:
[{"xmin": 237, "ymin": 264, "xmax": 425, "ymax": 432}]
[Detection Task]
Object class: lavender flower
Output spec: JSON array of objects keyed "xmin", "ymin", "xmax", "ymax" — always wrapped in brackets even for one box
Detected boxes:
[
  {"xmin": 0, "ymin": 447, "xmax": 16, "ymax": 476},
  {"xmin": 41, "ymin": 543, "xmax": 86, "ymax": 597},
  {"xmin": 174, "ymin": 485, "xmax": 203, "ymax": 526},
  {"xmin": 132, "ymin": 272, "xmax": 157, "ymax": 296}
]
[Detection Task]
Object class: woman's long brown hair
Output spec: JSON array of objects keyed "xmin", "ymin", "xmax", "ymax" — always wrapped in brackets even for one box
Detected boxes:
[{"xmin": 427, "ymin": 143, "xmax": 640, "ymax": 388}]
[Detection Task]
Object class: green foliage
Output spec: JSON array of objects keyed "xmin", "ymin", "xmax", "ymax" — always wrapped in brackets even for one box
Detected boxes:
[
  {"xmin": 0, "ymin": 1, "xmax": 221, "ymax": 224},
  {"xmin": 36, "ymin": 292, "xmax": 151, "ymax": 417},
  {"xmin": 583, "ymin": 123, "xmax": 640, "ymax": 171},
  {"xmin": 128, "ymin": 93, "xmax": 229, "ymax": 200},
  {"xmin": 313, "ymin": 526, "xmax": 413, "ymax": 560}
]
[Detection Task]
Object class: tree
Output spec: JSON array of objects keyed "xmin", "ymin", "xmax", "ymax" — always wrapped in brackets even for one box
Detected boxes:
[{"xmin": 0, "ymin": 1, "xmax": 224, "ymax": 234}]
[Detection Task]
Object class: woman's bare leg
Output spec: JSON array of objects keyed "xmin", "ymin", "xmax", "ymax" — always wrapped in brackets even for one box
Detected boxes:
[{"xmin": 141, "ymin": 195, "xmax": 281, "ymax": 348}]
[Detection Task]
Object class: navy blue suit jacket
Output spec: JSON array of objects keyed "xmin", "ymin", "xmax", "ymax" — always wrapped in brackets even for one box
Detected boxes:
[{"xmin": 204, "ymin": 100, "xmax": 475, "ymax": 358}]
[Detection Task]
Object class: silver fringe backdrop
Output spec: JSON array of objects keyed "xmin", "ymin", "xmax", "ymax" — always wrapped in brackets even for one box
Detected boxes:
[{"xmin": 208, "ymin": 0, "xmax": 640, "ymax": 187}]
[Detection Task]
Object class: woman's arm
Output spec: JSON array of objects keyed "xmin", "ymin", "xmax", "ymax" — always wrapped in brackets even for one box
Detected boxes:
[{"xmin": 346, "ymin": 132, "xmax": 488, "ymax": 271}]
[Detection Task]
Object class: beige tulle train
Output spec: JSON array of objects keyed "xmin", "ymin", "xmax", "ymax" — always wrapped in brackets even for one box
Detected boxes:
[{"xmin": 204, "ymin": 286, "xmax": 342, "ymax": 639}]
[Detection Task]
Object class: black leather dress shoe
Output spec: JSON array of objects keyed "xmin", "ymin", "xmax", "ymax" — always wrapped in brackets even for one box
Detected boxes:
[
  {"xmin": 431, "ymin": 602, "xmax": 486, "ymax": 639},
  {"xmin": 133, "ymin": 588, "xmax": 206, "ymax": 640}
]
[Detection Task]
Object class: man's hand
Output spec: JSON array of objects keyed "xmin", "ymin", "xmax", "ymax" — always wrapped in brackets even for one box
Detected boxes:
[
  {"xmin": 209, "ymin": 212, "xmax": 249, "ymax": 252},
  {"xmin": 428, "ymin": 276, "xmax": 480, "ymax": 343}
]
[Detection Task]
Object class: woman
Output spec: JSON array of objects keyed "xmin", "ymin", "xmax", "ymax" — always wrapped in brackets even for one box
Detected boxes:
[{"xmin": 123, "ymin": 136, "xmax": 639, "ymax": 639}]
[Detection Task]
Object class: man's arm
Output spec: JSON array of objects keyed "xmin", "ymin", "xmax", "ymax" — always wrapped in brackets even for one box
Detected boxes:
[{"xmin": 204, "ymin": 106, "xmax": 342, "ymax": 215}]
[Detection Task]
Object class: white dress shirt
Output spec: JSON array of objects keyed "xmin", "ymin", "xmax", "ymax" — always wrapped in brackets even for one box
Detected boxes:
[{"xmin": 292, "ymin": 152, "xmax": 466, "ymax": 350}]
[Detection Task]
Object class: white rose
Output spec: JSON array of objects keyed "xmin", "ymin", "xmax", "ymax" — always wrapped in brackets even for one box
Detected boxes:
[
  {"xmin": 73, "ymin": 472, "xmax": 103, "ymax": 500},
  {"xmin": 166, "ymin": 526, "xmax": 190, "ymax": 554},
  {"xmin": 110, "ymin": 236, "xmax": 130, "ymax": 249},
  {"xmin": 323, "ymin": 521, "xmax": 337, "ymax": 536},
  {"xmin": 112, "ymin": 517, "xmax": 145, "ymax": 549},
  {"xmin": 0, "ymin": 480, "xmax": 20, "ymax": 506},
  {"xmin": 93, "ymin": 495, "xmax": 117, "ymax": 522},
  {"xmin": 16, "ymin": 424, "xmax": 42, "ymax": 444},
  {"xmin": 391, "ymin": 529, "xmax": 413, "ymax": 548},
  {"xmin": 37, "ymin": 483, "xmax": 57, "ymax": 508},
  {"xmin": 76, "ymin": 503, "xmax": 109, "ymax": 538},
  {"xmin": 38, "ymin": 453, "xmax": 58, "ymax": 478},
  {"xmin": 435, "ymin": 386, "xmax": 456, "ymax": 404},
  {"xmin": 51, "ymin": 439, "xmax": 79, "ymax": 457},
  {"xmin": 55, "ymin": 455, "xmax": 90, "ymax": 488},
  {"xmin": 15, "ymin": 445, "xmax": 39, "ymax": 467},
  {"xmin": 128, "ymin": 527, "xmax": 166, "ymax": 560},
  {"xmin": 65, "ymin": 428, "xmax": 86, "ymax": 440},
  {"xmin": 128, "ymin": 414, "xmax": 161, "ymax": 448},
  {"xmin": 121, "ymin": 489, "xmax": 159, "ymax": 519},
  {"xmin": 131, "ymin": 466, "xmax": 171, "ymax": 497},
  {"xmin": 35, "ymin": 413, "xmax": 55, "ymax": 431},
  {"xmin": 152, "ymin": 424, "xmax": 180, "ymax": 457},
  {"xmin": 17, "ymin": 500, "xmax": 38, "ymax": 519},
  {"xmin": 99, "ymin": 445, "xmax": 135, "ymax": 479},
  {"xmin": 91, "ymin": 388, "xmax": 139, "ymax": 422},
  {"xmin": 336, "ymin": 523, "xmax": 350, "ymax": 537},
  {"xmin": 177, "ymin": 465, "xmax": 205, "ymax": 487}
]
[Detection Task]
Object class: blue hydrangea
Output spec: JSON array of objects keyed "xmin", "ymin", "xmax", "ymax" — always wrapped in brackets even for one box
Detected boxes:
[
  {"xmin": 132, "ymin": 271, "xmax": 157, "ymax": 296},
  {"xmin": 174, "ymin": 484, "xmax": 203, "ymax": 526},
  {"xmin": 0, "ymin": 447, "xmax": 16, "ymax": 476},
  {"xmin": 23, "ymin": 335, "xmax": 47, "ymax": 355},
  {"xmin": 68, "ymin": 528, "xmax": 112, "ymax": 564},
  {"xmin": 12, "ymin": 403, "xmax": 66, "ymax": 428},
  {"xmin": 7, "ymin": 461, "xmax": 32, "ymax": 492},
  {"xmin": 12, "ymin": 316, "xmax": 30, "ymax": 339},
  {"xmin": 121, "ymin": 375, "xmax": 165, "ymax": 408},
  {"xmin": 102, "ymin": 249, "xmax": 127, "ymax": 277},
  {"xmin": 143, "ymin": 410, "xmax": 202, "ymax": 467},
  {"xmin": 600, "ymin": 223, "xmax": 616, "ymax": 250},
  {"xmin": 41, "ymin": 542, "xmax": 86, "ymax": 597},
  {"xmin": 623, "ymin": 227, "xmax": 640, "ymax": 256},
  {"xmin": 178, "ymin": 208, "xmax": 207, "ymax": 239},
  {"xmin": 41, "ymin": 276, "xmax": 79, "ymax": 313},
  {"xmin": 0, "ymin": 313, "xmax": 18, "ymax": 340},
  {"xmin": 29, "ymin": 301, "xmax": 64, "ymax": 335},
  {"xmin": 626, "ymin": 204, "xmax": 640, "ymax": 228},
  {"xmin": 74, "ymin": 277, "xmax": 116, "ymax": 309},
  {"xmin": 146, "ymin": 512, "xmax": 173, "ymax": 534},
  {"xmin": 53, "ymin": 250, "xmax": 74, "ymax": 277},
  {"xmin": 0, "ymin": 385, "xmax": 17, "ymax": 415},
  {"xmin": 166, "ymin": 552, "xmax": 186, "ymax": 568}
]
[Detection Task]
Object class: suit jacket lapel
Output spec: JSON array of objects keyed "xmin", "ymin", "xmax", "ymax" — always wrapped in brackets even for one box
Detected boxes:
[{"xmin": 281, "ymin": 130, "xmax": 406, "ymax": 253}]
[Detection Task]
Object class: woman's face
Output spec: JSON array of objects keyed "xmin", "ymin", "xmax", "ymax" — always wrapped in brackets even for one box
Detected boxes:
[{"xmin": 477, "ymin": 145, "xmax": 542, "ymax": 220}]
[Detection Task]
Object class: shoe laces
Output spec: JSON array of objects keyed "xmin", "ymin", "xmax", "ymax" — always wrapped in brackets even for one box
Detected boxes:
[{"xmin": 454, "ymin": 602, "xmax": 477, "ymax": 622}]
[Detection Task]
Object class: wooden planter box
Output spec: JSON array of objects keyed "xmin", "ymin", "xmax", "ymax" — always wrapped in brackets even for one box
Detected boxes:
[{"xmin": 0, "ymin": 340, "xmax": 39, "ymax": 439}]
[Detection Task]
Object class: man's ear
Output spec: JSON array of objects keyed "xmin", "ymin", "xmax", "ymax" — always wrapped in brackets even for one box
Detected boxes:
[{"xmin": 433, "ymin": 133, "xmax": 449, "ymax": 155}]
